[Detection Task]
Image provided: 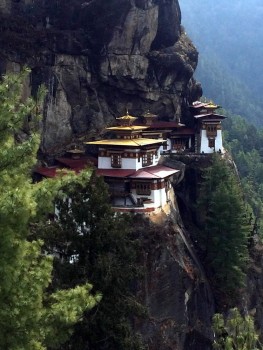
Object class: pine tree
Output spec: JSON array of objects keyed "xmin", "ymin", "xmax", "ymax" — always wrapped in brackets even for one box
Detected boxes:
[
  {"xmin": 197, "ymin": 155, "xmax": 250, "ymax": 301},
  {"xmin": 213, "ymin": 308, "xmax": 262, "ymax": 350},
  {"xmin": 39, "ymin": 173, "xmax": 145, "ymax": 350},
  {"xmin": 0, "ymin": 69, "xmax": 100, "ymax": 350}
]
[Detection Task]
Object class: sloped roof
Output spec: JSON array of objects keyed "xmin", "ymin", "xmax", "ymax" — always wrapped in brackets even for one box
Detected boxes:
[
  {"xmin": 171, "ymin": 128, "xmax": 195, "ymax": 135},
  {"xmin": 129, "ymin": 165, "xmax": 179, "ymax": 179},
  {"xmin": 34, "ymin": 166, "xmax": 58, "ymax": 178},
  {"xmin": 35, "ymin": 156, "xmax": 96, "ymax": 178},
  {"xmin": 194, "ymin": 113, "xmax": 226, "ymax": 120},
  {"xmin": 96, "ymin": 165, "xmax": 179, "ymax": 180},
  {"xmin": 56, "ymin": 156, "xmax": 97, "ymax": 169},
  {"xmin": 116, "ymin": 114, "xmax": 137, "ymax": 121},
  {"xmin": 106, "ymin": 126, "xmax": 148, "ymax": 131},
  {"xmin": 148, "ymin": 121, "xmax": 184, "ymax": 129},
  {"xmin": 191, "ymin": 101, "xmax": 220, "ymax": 109},
  {"xmin": 85, "ymin": 138, "xmax": 164, "ymax": 147},
  {"xmin": 96, "ymin": 169, "xmax": 135, "ymax": 178}
]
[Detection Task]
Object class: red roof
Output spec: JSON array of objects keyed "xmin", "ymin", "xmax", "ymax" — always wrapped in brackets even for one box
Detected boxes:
[
  {"xmin": 171, "ymin": 128, "xmax": 195, "ymax": 135},
  {"xmin": 97, "ymin": 165, "xmax": 179, "ymax": 180},
  {"xmin": 129, "ymin": 165, "xmax": 179, "ymax": 179},
  {"xmin": 34, "ymin": 166, "xmax": 59, "ymax": 178},
  {"xmin": 96, "ymin": 169, "xmax": 135, "ymax": 178},
  {"xmin": 34, "ymin": 156, "xmax": 97, "ymax": 178},
  {"xmin": 56, "ymin": 156, "xmax": 97, "ymax": 170}
]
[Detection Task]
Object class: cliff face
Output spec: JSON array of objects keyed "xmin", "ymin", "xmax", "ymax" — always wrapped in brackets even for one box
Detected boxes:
[
  {"xmin": 0, "ymin": 0, "xmax": 201, "ymax": 156},
  {"xmin": 0, "ymin": 1, "xmax": 217, "ymax": 348},
  {"xmin": 135, "ymin": 202, "xmax": 215, "ymax": 350}
]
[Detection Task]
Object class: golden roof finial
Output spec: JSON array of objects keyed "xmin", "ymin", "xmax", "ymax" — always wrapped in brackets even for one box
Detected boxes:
[
  {"xmin": 116, "ymin": 109, "xmax": 137, "ymax": 126},
  {"xmin": 143, "ymin": 110, "xmax": 158, "ymax": 125}
]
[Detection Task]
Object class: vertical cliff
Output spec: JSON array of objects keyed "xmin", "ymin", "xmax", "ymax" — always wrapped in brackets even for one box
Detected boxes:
[
  {"xmin": 0, "ymin": 0, "xmax": 201, "ymax": 156},
  {"xmin": 0, "ymin": 1, "xmax": 219, "ymax": 349},
  {"xmin": 135, "ymin": 200, "xmax": 215, "ymax": 350}
]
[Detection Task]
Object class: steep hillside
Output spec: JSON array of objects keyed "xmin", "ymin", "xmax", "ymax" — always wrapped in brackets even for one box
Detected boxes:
[
  {"xmin": 0, "ymin": 0, "xmax": 201, "ymax": 157},
  {"xmin": 180, "ymin": 0, "xmax": 263, "ymax": 126}
]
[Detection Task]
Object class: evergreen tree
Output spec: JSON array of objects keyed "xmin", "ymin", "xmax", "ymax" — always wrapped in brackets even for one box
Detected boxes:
[
  {"xmin": 212, "ymin": 308, "xmax": 262, "ymax": 350},
  {"xmin": 39, "ymin": 173, "xmax": 145, "ymax": 350},
  {"xmin": 198, "ymin": 155, "xmax": 250, "ymax": 302},
  {"xmin": 0, "ymin": 69, "xmax": 100, "ymax": 350},
  {"xmin": 223, "ymin": 113, "xmax": 263, "ymax": 233}
]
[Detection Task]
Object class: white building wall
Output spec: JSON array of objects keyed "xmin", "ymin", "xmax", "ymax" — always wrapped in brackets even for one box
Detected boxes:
[
  {"xmin": 160, "ymin": 139, "xmax": 171, "ymax": 153},
  {"xmin": 123, "ymin": 158, "xmax": 141, "ymax": 170},
  {"xmin": 215, "ymin": 130, "xmax": 223, "ymax": 151},
  {"xmin": 167, "ymin": 139, "xmax": 172, "ymax": 151},
  {"xmin": 98, "ymin": 156, "xmax": 140, "ymax": 170},
  {"xmin": 152, "ymin": 151, "xmax": 161, "ymax": 166},
  {"xmin": 98, "ymin": 150, "xmax": 161, "ymax": 170},
  {"xmin": 131, "ymin": 185, "xmax": 168, "ymax": 209},
  {"xmin": 200, "ymin": 129, "xmax": 223, "ymax": 153},
  {"xmin": 130, "ymin": 188, "xmax": 154, "ymax": 205},
  {"xmin": 98, "ymin": 156, "xmax": 112, "ymax": 169}
]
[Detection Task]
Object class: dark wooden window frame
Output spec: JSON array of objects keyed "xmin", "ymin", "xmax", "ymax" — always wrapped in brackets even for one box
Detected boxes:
[
  {"xmin": 136, "ymin": 182, "xmax": 151, "ymax": 195},
  {"xmin": 142, "ymin": 153, "xmax": 153, "ymax": 167},
  {"xmin": 111, "ymin": 153, "xmax": 122, "ymax": 168},
  {"xmin": 208, "ymin": 138, "xmax": 215, "ymax": 148}
]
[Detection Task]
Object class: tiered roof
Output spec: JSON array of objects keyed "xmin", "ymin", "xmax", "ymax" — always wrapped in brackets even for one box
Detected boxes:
[{"xmin": 116, "ymin": 112, "xmax": 137, "ymax": 126}]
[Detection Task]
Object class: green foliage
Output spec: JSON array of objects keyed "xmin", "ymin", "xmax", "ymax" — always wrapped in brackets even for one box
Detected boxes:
[
  {"xmin": 38, "ymin": 173, "xmax": 145, "ymax": 350},
  {"xmin": 212, "ymin": 308, "xmax": 262, "ymax": 350},
  {"xmin": 223, "ymin": 114, "xmax": 263, "ymax": 235},
  {"xmin": 0, "ymin": 69, "xmax": 99, "ymax": 350},
  {"xmin": 197, "ymin": 155, "xmax": 250, "ymax": 302}
]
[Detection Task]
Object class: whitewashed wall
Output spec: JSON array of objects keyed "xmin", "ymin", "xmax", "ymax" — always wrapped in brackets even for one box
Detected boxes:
[
  {"xmin": 200, "ymin": 130, "xmax": 223, "ymax": 153},
  {"xmin": 98, "ymin": 150, "xmax": 161, "ymax": 170},
  {"xmin": 130, "ymin": 184, "xmax": 168, "ymax": 209},
  {"xmin": 98, "ymin": 156, "xmax": 140, "ymax": 169}
]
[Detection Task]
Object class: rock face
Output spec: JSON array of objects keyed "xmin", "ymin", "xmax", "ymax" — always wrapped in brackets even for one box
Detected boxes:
[
  {"xmin": 0, "ymin": 0, "xmax": 201, "ymax": 156},
  {"xmin": 0, "ymin": 2, "xmax": 216, "ymax": 348},
  {"xmin": 135, "ymin": 204, "xmax": 215, "ymax": 350}
]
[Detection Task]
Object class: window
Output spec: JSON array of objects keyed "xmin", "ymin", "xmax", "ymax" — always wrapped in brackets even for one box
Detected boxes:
[
  {"xmin": 172, "ymin": 139, "xmax": 185, "ymax": 150},
  {"xmin": 111, "ymin": 154, "xmax": 122, "ymax": 168},
  {"xmin": 136, "ymin": 183, "xmax": 151, "ymax": 195},
  {"xmin": 208, "ymin": 139, "xmax": 215, "ymax": 148},
  {"xmin": 142, "ymin": 153, "xmax": 153, "ymax": 166},
  {"xmin": 206, "ymin": 125, "xmax": 217, "ymax": 137}
]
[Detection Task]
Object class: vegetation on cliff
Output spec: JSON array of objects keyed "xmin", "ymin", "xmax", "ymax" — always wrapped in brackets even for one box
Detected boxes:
[
  {"xmin": 0, "ymin": 69, "xmax": 101, "ymax": 350},
  {"xmin": 212, "ymin": 308, "xmax": 262, "ymax": 350},
  {"xmin": 223, "ymin": 114, "xmax": 263, "ymax": 233},
  {"xmin": 36, "ymin": 173, "xmax": 145, "ymax": 350},
  {"xmin": 197, "ymin": 155, "xmax": 250, "ymax": 303}
]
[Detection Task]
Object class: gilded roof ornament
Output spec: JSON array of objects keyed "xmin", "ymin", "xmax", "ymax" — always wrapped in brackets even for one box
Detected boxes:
[{"xmin": 116, "ymin": 110, "xmax": 137, "ymax": 126}]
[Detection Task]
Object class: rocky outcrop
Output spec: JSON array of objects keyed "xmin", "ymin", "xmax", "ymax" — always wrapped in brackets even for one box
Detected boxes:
[
  {"xmin": 0, "ymin": 2, "xmax": 217, "ymax": 348},
  {"xmin": 135, "ymin": 197, "xmax": 215, "ymax": 350},
  {"xmin": 0, "ymin": 0, "xmax": 201, "ymax": 156}
]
